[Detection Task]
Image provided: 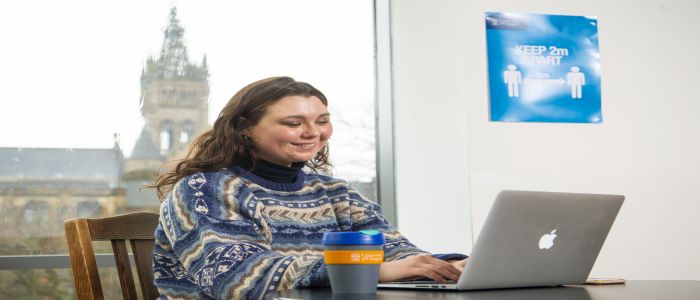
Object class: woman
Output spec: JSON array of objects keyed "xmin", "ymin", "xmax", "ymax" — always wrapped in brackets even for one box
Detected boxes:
[{"xmin": 151, "ymin": 76, "xmax": 467, "ymax": 299}]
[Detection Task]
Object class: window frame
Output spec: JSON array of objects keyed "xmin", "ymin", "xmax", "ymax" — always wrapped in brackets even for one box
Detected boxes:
[{"xmin": 374, "ymin": 0, "xmax": 396, "ymax": 226}]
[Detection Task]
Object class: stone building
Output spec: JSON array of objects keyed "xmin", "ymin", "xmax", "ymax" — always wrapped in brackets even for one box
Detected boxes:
[
  {"xmin": 0, "ymin": 143, "xmax": 125, "ymax": 252},
  {"xmin": 0, "ymin": 7, "xmax": 209, "ymax": 252}
]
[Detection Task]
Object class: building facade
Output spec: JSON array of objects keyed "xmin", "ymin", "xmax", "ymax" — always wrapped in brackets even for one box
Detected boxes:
[{"xmin": 0, "ymin": 7, "xmax": 209, "ymax": 253}]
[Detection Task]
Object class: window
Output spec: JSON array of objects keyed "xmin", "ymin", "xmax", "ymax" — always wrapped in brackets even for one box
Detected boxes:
[
  {"xmin": 23, "ymin": 202, "xmax": 37, "ymax": 223},
  {"xmin": 23, "ymin": 201, "xmax": 49, "ymax": 224},
  {"xmin": 0, "ymin": 1, "xmax": 379, "ymax": 298},
  {"xmin": 159, "ymin": 120, "xmax": 173, "ymax": 152},
  {"xmin": 77, "ymin": 201, "xmax": 102, "ymax": 218},
  {"xmin": 179, "ymin": 121, "xmax": 193, "ymax": 144}
]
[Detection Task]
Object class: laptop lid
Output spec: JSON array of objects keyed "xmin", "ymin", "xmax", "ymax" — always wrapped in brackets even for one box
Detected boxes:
[
  {"xmin": 456, "ymin": 190, "xmax": 624, "ymax": 290},
  {"xmin": 378, "ymin": 190, "xmax": 623, "ymax": 291}
]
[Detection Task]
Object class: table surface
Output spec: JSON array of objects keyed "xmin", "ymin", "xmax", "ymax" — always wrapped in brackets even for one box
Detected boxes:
[{"xmin": 266, "ymin": 280, "xmax": 700, "ymax": 300}]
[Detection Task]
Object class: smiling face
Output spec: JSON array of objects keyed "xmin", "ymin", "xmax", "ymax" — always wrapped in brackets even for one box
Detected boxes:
[{"xmin": 244, "ymin": 95, "xmax": 333, "ymax": 167}]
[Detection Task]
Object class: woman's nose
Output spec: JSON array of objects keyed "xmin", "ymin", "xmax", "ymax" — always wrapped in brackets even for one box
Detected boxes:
[{"xmin": 302, "ymin": 124, "xmax": 320, "ymax": 138}]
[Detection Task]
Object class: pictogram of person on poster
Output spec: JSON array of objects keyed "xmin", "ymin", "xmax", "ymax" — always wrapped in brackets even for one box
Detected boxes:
[
  {"xmin": 503, "ymin": 64, "xmax": 522, "ymax": 98},
  {"xmin": 566, "ymin": 66, "xmax": 585, "ymax": 99}
]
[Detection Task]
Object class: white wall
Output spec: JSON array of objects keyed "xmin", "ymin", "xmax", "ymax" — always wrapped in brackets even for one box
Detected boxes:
[
  {"xmin": 391, "ymin": 0, "xmax": 700, "ymax": 280},
  {"xmin": 391, "ymin": 0, "xmax": 473, "ymax": 254}
]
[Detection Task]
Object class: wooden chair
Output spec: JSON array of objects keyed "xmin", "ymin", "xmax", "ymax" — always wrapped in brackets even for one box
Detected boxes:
[{"xmin": 65, "ymin": 212, "xmax": 161, "ymax": 300}]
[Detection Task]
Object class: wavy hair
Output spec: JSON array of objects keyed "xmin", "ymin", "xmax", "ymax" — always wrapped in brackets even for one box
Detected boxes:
[{"xmin": 151, "ymin": 76, "xmax": 331, "ymax": 200}]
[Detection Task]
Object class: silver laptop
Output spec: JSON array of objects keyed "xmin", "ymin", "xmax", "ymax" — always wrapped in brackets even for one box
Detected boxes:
[{"xmin": 378, "ymin": 190, "xmax": 624, "ymax": 291}]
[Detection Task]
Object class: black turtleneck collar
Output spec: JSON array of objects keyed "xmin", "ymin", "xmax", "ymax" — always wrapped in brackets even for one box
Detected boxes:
[{"xmin": 240, "ymin": 159, "xmax": 305, "ymax": 183}]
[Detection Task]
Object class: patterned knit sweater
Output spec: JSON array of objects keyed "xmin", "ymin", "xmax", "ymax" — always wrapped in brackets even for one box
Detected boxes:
[{"xmin": 153, "ymin": 166, "xmax": 465, "ymax": 299}]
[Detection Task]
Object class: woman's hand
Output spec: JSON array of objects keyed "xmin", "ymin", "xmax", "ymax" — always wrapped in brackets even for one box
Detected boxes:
[
  {"xmin": 448, "ymin": 258, "xmax": 469, "ymax": 273},
  {"xmin": 378, "ymin": 254, "xmax": 462, "ymax": 283}
]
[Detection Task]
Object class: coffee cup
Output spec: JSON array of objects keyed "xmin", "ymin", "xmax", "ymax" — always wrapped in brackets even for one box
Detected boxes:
[{"xmin": 322, "ymin": 230, "xmax": 385, "ymax": 294}]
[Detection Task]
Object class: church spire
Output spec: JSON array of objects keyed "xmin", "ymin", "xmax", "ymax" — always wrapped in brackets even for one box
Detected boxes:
[
  {"xmin": 158, "ymin": 6, "xmax": 190, "ymax": 79},
  {"xmin": 142, "ymin": 6, "xmax": 208, "ymax": 83}
]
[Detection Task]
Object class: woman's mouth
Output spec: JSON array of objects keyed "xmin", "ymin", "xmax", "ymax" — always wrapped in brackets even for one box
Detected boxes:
[{"xmin": 292, "ymin": 142, "xmax": 316, "ymax": 150}]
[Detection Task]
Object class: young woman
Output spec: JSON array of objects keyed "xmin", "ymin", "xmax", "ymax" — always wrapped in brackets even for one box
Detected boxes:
[{"xmin": 151, "ymin": 77, "xmax": 467, "ymax": 299}]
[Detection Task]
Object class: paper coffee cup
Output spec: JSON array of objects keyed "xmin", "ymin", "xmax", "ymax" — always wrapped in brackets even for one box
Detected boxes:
[{"xmin": 323, "ymin": 230, "xmax": 385, "ymax": 294}]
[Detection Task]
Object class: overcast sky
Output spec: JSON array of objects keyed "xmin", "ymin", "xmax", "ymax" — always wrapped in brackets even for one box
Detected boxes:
[{"xmin": 0, "ymin": 0, "xmax": 376, "ymax": 180}]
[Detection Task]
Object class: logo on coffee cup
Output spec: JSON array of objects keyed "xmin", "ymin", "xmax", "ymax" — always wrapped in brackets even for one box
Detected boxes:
[
  {"xmin": 361, "ymin": 253, "xmax": 383, "ymax": 263},
  {"xmin": 324, "ymin": 250, "xmax": 384, "ymax": 264}
]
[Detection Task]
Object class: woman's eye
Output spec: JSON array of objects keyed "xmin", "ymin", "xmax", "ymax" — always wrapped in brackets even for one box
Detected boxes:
[
  {"xmin": 317, "ymin": 119, "xmax": 330, "ymax": 124},
  {"xmin": 283, "ymin": 123, "xmax": 301, "ymax": 127}
]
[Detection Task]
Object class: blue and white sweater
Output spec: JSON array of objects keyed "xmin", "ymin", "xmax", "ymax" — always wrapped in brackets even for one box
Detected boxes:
[{"xmin": 153, "ymin": 166, "xmax": 465, "ymax": 299}]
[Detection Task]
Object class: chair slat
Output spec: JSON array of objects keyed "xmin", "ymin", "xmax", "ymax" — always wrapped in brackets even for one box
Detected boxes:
[
  {"xmin": 65, "ymin": 218, "xmax": 104, "ymax": 299},
  {"xmin": 131, "ymin": 239, "xmax": 160, "ymax": 299},
  {"xmin": 112, "ymin": 239, "xmax": 138, "ymax": 300}
]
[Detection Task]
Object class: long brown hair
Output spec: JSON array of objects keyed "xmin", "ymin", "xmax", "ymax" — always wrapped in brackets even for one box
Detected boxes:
[{"xmin": 151, "ymin": 76, "xmax": 331, "ymax": 200}]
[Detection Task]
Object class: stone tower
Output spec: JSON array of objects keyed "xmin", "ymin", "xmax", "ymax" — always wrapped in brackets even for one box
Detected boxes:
[
  {"xmin": 122, "ymin": 7, "xmax": 210, "ymax": 211},
  {"xmin": 140, "ymin": 7, "xmax": 210, "ymax": 160}
]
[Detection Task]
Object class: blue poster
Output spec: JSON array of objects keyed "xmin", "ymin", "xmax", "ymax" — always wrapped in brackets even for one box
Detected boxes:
[{"xmin": 486, "ymin": 12, "xmax": 601, "ymax": 123}]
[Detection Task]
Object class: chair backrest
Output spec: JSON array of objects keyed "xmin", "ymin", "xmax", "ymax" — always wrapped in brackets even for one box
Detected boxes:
[{"xmin": 65, "ymin": 212, "xmax": 160, "ymax": 300}]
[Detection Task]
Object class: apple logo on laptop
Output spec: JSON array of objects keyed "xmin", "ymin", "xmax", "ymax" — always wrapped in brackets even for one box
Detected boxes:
[{"xmin": 538, "ymin": 229, "xmax": 557, "ymax": 249}]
